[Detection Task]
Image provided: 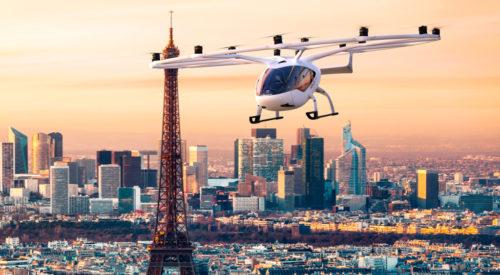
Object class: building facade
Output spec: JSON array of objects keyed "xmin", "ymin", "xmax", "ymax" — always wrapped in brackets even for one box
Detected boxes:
[
  {"xmin": 277, "ymin": 169, "xmax": 295, "ymax": 211},
  {"xmin": 189, "ymin": 145, "xmax": 208, "ymax": 188},
  {"xmin": 122, "ymin": 156, "xmax": 142, "ymax": 187},
  {"xmin": 50, "ymin": 162, "xmax": 69, "ymax": 215},
  {"xmin": 252, "ymin": 137, "xmax": 284, "ymax": 182},
  {"xmin": 31, "ymin": 133, "xmax": 50, "ymax": 174},
  {"xmin": 8, "ymin": 127, "xmax": 28, "ymax": 174},
  {"xmin": 98, "ymin": 164, "xmax": 120, "ymax": 199},
  {"xmin": 0, "ymin": 142, "xmax": 14, "ymax": 194},
  {"xmin": 69, "ymin": 195, "xmax": 90, "ymax": 215},
  {"xmin": 304, "ymin": 137, "xmax": 324, "ymax": 209},
  {"xmin": 417, "ymin": 169, "xmax": 439, "ymax": 209},
  {"xmin": 235, "ymin": 138, "xmax": 253, "ymax": 181},
  {"xmin": 335, "ymin": 122, "xmax": 367, "ymax": 195},
  {"xmin": 48, "ymin": 132, "xmax": 63, "ymax": 163}
]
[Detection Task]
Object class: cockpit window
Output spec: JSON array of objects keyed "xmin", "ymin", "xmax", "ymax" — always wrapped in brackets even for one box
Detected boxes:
[{"xmin": 257, "ymin": 66, "xmax": 315, "ymax": 96}]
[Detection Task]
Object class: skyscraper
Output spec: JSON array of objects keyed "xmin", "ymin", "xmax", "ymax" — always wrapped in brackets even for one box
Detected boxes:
[
  {"xmin": 48, "ymin": 132, "xmax": 63, "ymax": 163},
  {"xmin": 8, "ymin": 127, "xmax": 28, "ymax": 174},
  {"xmin": 31, "ymin": 133, "xmax": 50, "ymax": 174},
  {"xmin": 181, "ymin": 140, "xmax": 188, "ymax": 164},
  {"xmin": 235, "ymin": 138, "xmax": 253, "ymax": 180},
  {"xmin": 76, "ymin": 158, "xmax": 96, "ymax": 182},
  {"xmin": 251, "ymin": 128, "xmax": 277, "ymax": 139},
  {"xmin": 50, "ymin": 162, "xmax": 69, "ymax": 215},
  {"xmin": 0, "ymin": 142, "xmax": 14, "ymax": 194},
  {"xmin": 295, "ymin": 127, "xmax": 311, "ymax": 161},
  {"xmin": 67, "ymin": 162, "xmax": 82, "ymax": 185},
  {"xmin": 304, "ymin": 137, "xmax": 324, "ymax": 209},
  {"xmin": 96, "ymin": 150, "xmax": 112, "ymax": 179},
  {"xmin": 297, "ymin": 127, "xmax": 311, "ymax": 146},
  {"xmin": 417, "ymin": 169, "xmax": 439, "ymax": 209},
  {"xmin": 252, "ymin": 137, "xmax": 284, "ymax": 182},
  {"xmin": 336, "ymin": 122, "xmax": 367, "ymax": 195},
  {"xmin": 277, "ymin": 169, "xmax": 295, "ymax": 211},
  {"xmin": 122, "ymin": 155, "xmax": 142, "ymax": 187},
  {"xmin": 189, "ymin": 145, "xmax": 208, "ymax": 188},
  {"xmin": 113, "ymin": 150, "xmax": 132, "ymax": 186},
  {"xmin": 98, "ymin": 164, "xmax": 120, "ymax": 199},
  {"xmin": 183, "ymin": 164, "xmax": 198, "ymax": 194}
]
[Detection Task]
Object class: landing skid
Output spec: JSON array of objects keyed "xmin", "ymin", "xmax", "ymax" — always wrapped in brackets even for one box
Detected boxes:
[
  {"xmin": 306, "ymin": 87, "xmax": 339, "ymax": 120},
  {"xmin": 249, "ymin": 106, "xmax": 283, "ymax": 124},
  {"xmin": 249, "ymin": 115, "xmax": 284, "ymax": 124},
  {"xmin": 306, "ymin": 111, "xmax": 339, "ymax": 120}
]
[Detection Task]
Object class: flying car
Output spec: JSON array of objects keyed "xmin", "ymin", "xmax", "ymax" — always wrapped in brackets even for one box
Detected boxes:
[{"xmin": 150, "ymin": 26, "xmax": 440, "ymax": 124}]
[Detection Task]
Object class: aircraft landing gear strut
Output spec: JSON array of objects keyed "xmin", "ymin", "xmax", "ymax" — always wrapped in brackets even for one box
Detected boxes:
[
  {"xmin": 249, "ymin": 105, "xmax": 284, "ymax": 124},
  {"xmin": 306, "ymin": 87, "xmax": 339, "ymax": 120}
]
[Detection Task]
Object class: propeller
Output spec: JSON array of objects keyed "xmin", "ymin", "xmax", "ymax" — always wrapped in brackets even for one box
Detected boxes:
[
  {"xmin": 260, "ymin": 32, "xmax": 290, "ymax": 39},
  {"xmin": 403, "ymin": 24, "xmax": 447, "ymax": 35},
  {"xmin": 298, "ymin": 36, "xmax": 317, "ymax": 43},
  {"xmin": 218, "ymin": 44, "xmax": 244, "ymax": 50},
  {"xmin": 149, "ymin": 52, "xmax": 162, "ymax": 61}
]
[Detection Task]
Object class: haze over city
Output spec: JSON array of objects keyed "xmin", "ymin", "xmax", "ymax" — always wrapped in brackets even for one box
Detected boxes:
[{"xmin": 1, "ymin": 0, "xmax": 499, "ymax": 157}]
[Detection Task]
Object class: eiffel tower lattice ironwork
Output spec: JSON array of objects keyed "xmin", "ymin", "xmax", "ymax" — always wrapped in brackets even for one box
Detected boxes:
[{"xmin": 147, "ymin": 11, "xmax": 195, "ymax": 275}]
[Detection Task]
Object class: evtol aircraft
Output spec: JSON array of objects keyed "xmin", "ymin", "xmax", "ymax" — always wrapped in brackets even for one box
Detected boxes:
[{"xmin": 151, "ymin": 26, "xmax": 440, "ymax": 124}]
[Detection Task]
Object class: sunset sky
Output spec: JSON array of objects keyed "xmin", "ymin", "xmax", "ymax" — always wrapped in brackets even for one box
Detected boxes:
[{"xmin": 1, "ymin": 0, "xmax": 499, "ymax": 157}]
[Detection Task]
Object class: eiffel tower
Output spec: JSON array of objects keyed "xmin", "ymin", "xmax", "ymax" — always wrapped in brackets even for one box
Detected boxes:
[{"xmin": 147, "ymin": 11, "xmax": 195, "ymax": 275}]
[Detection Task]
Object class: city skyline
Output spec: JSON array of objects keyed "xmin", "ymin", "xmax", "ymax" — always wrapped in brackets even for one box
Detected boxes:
[{"xmin": 1, "ymin": 0, "xmax": 499, "ymax": 157}]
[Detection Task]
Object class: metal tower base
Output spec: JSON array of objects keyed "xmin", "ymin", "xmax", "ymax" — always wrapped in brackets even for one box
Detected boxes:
[{"xmin": 147, "ymin": 247, "xmax": 195, "ymax": 275}]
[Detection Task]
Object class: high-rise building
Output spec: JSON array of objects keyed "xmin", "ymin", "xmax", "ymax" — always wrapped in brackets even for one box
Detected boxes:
[
  {"xmin": 31, "ymin": 133, "xmax": 50, "ymax": 174},
  {"xmin": 290, "ymin": 144, "xmax": 301, "ymax": 164},
  {"xmin": 292, "ymin": 166, "xmax": 305, "ymax": 196},
  {"xmin": 325, "ymin": 160, "xmax": 336, "ymax": 182},
  {"xmin": 98, "ymin": 164, "xmax": 120, "ymax": 199},
  {"xmin": 8, "ymin": 127, "xmax": 28, "ymax": 174},
  {"xmin": 417, "ymin": 169, "xmax": 439, "ymax": 209},
  {"xmin": 235, "ymin": 138, "xmax": 253, "ymax": 180},
  {"xmin": 277, "ymin": 169, "xmax": 295, "ymax": 211},
  {"xmin": 50, "ymin": 162, "xmax": 69, "ymax": 215},
  {"xmin": 252, "ymin": 137, "xmax": 284, "ymax": 182},
  {"xmin": 181, "ymin": 140, "xmax": 188, "ymax": 164},
  {"xmin": 96, "ymin": 150, "xmax": 112, "ymax": 179},
  {"xmin": 48, "ymin": 132, "xmax": 63, "ymax": 163},
  {"xmin": 336, "ymin": 122, "xmax": 367, "ymax": 195},
  {"xmin": 183, "ymin": 164, "xmax": 198, "ymax": 194},
  {"xmin": 189, "ymin": 145, "xmax": 208, "ymax": 188},
  {"xmin": 297, "ymin": 128, "xmax": 311, "ymax": 147},
  {"xmin": 233, "ymin": 139, "xmax": 239, "ymax": 178},
  {"xmin": 113, "ymin": 150, "xmax": 131, "ymax": 166},
  {"xmin": 295, "ymin": 128, "xmax": 311, "ymax": 161},
  {"xmin": 0, "ymin": 142, "xmax": 14, "ymax": 194},
  {"xmin": 67, "ymin": 161, "xmax": 82, "ymax": 185},
  {"xmin": 118, "ymin": 186, "xmax": 141, "ymax": 214},
  {"xmin": 141, "ymin": 169, "xmax": 158, "ymax": 188},
  {"xmin": 112, "ymin": 150, "xmax": 132, "ymax": 186},
  {"xmin": 96, "ymin": 150, "xmax": 112, "ymax": 166},
  {"xmin": 122, "ymin": 155, "xmax": 141, "ymax": 187},
  {"xmin": 76, "ymin": 158, "xmax": 96, "ymax": 182},
  {"xmin": 251, "ymin": 128, "xmax": 277, "ymax": 139},
  {"xmin": 304, "ymin": 137, "xmax": 324, "ymax": 209}
]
